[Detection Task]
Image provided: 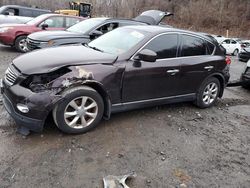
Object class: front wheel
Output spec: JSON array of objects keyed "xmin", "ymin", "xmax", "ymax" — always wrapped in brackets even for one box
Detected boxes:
[
  {"xmin": 15, "ymin": 35, "xmax": 29, "ymax": 53},
  {"xmin": 195, "ymin": 77, "xmax": 220, "ymax": 108},
  {"xmin": 53, "ymin": 86, "xmax": 104, "ymax": 134}
]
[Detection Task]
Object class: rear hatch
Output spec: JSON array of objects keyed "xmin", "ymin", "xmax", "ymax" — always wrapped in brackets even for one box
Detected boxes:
[{"xmin": 134, "ymin": 10, "xmax": 173, "ymax": 25}]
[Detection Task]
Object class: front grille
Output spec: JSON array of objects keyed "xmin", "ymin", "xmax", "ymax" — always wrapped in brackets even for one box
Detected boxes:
[
  {"xmin": 27, "ymin": 38, "xmax": 41, "ymax": 51},
  {"xmin": 4, "ymin": 65, "xmax": 19, "ymax": 86}
]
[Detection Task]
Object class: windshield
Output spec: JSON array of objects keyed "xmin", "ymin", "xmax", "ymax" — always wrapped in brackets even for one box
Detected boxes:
[
  {"xmin": 26, "ymin": 14, "xmax": 49, "ymax": 25},
  {"xmin": 88, "ymin": 28, "xmax": 146, "ymax": 55},
  {"xmin": 67, "ymin": 18, "xmax": 105, "ymax": 34}
]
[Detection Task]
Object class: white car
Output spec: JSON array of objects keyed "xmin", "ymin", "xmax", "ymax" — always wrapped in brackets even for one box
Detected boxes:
[
  {"xmin": 211, "ymin": 35, "xmax": 226, "ymax": 43},
  {"xmin": 221, "ymin": 38, "xmax": 242, "ymax": 56}
]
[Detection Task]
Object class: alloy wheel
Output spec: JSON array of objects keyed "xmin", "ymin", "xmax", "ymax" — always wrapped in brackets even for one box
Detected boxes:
[
  {"xmin": 202, "ymin": 82, "xmax": 218, "ymax": 105},
  {"xmin": 19, "ymin": 38, "xmax": 29, "ymax": 52},
  {"xmin": 64, "ymin": 96, "xmax": 98, "ymax": 129}
]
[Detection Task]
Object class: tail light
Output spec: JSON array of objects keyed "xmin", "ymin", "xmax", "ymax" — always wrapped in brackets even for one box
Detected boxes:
[{"xmin": 225, "ymin": 56, "xmax": 231, "ymax": 65}]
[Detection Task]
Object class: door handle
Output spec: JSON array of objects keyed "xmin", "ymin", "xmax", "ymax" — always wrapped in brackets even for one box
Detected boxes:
[
  {"xmin": 204, "ymin": 66, "xmax": 214, "ymax": 71},
  {"xmin": 166, "ymin": 69, "xmax": 179, "ymax": 75}
]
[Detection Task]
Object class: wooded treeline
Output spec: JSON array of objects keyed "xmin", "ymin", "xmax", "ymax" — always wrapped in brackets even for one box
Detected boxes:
[{"xmin": 1, "ymin": 0, "xmax": 250, "ymax": 38}]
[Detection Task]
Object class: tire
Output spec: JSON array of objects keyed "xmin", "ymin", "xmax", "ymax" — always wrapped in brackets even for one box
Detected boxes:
[
  {"xmin": 14, "ymin": 35, "xmax": 28, "ymax": 53},
  {"xmin": 232, "ymin": 49, "xmax": 239, "ymax": 56},
  {"xmin": 53, "ymin": 86, "xmax": 104, "ymax": 134},
  {"xmin": 195, "ymin": 77, "xmax": 221, "ymax": 108}
]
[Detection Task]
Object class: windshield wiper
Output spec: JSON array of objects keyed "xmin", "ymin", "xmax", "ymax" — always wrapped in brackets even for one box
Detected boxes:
[{"xmin": 84, "ymin": 43, "xmax": 104, "ymax": 52}]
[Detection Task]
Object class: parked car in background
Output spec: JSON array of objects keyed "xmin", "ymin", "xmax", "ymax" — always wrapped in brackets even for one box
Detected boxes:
[
  {"xmin": 1, "ymin": 26, "xmax": 230, "ymax": 134},
  {"xmin": 221, "ymin": 38, "xmax": 243, "ymax": 56},
  {"xmin": 239, "ymin": 47, "xmax": 250, "ymax": 62},
  {"xmin": 241, "ymin": 59, "xmax": 250, "ymax": 89},
  {"xmin": 0, "ymin": 5, "xmax": 51, "ymax": 24},
  {"xmin": 0, "ymin": 14, "xmax": 83, "ymax": 52},
  {"xmin": 211, "ymin": 34, "xmax": 225, "ymax": 43},
  {"xmin": 27, "ymin": 10, "xmax": 172, "ymax": 51}
]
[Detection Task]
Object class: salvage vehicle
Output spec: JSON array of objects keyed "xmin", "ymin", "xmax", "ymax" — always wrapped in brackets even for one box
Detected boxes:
[
  {"xmin": 221, "ymin": 38, "xmax": 243, "ymax": 56},
  {"xmin": 0, "ymin": 5, "xmax": 51, "ymax": 24},
  {"xmin": 241, "ymin": 59, "xmax": 250, "ymax": 89},
  {"xmin": 27, "ymin": 10, "xmax": 172, "ymax": 51},
  {"xmin": 239, "ymin": 47, "xmax": 250, "ymax": 62},
  {"xmin": 0, "ymin": 14, "xmax": 83, "ymax": 52},
  {"xmin": 1, "ymin": 26, "xmax": 230, "ymax": 134}
]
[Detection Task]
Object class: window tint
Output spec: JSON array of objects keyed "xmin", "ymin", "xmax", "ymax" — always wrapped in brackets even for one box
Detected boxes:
[
  {"xmin": 119, "ymin": 21, "xmax": 145, "ymax": 27},
  {"xmin": 231, "ymin": 40, "xmax": 237, "ymax": 44},
  {"xmin": 181, "ymin": 35, "xmax": 207, "ymax": 56},
  {"xmin": 97, "ymin": 22, "xmax": 119, "ymax": 34},
  {"xmin": 206, "ymin": 41, "xmax": 215, "ymax": 54},
  {"xmin": 66, "ymin": 17, "xmax": 80, "ymax": 28},
  {"xmin": 5, "ymin": 8, "xmax": 19, "ymax": 16},
  {"xmin": 222, "ymin": 39, "xmax": 230, "ymax": 44},
  {"xmin": 143, "ymin": 34, "xmax": 178, "ymax": 59},
  {"xmin": 40, "ymin": 17, "xmax": 64, "ymax": 28},
  {"xmin": 19, "ymin": 9, "xmax": 33, "ymax": 17}
]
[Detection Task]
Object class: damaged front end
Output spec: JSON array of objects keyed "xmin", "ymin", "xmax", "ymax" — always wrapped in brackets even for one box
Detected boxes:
[{"xmin": 2, "ymin": 64, "xmax": 96, "ymax": 133}]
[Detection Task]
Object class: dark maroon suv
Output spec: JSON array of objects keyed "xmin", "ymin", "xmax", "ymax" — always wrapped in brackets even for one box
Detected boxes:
[{"xmin": 1, "ymin": 26, "xmax": 230, "ymax": 134}]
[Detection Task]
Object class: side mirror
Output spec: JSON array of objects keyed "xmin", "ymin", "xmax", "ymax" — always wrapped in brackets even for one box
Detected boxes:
[
  {"xmin": 89, "ymin": 30, "xmax": 103, "ymax": 39},
  {"xmin": 41, "ymin": 23, "xmax": 48, "ymax": 30},
  {"xmin": 134, "ymin": 49, "xmax": 157, "ymax": 62},
  {"xmin": 3, "ymin": 12, "xmax": 9, "ymax": 16}
]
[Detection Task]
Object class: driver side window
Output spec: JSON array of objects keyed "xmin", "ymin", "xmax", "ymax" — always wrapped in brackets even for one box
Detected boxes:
[
  {"xmin": 96, "ymin": 22, "xmax": 119, "ymax": 34},
  {"xmin": 143, "ymin": 34, "xmax": 178, "ymax": 59},
  {"xmin": 40, "ymin": 17, "xmax": 64, "ymax": 28}
]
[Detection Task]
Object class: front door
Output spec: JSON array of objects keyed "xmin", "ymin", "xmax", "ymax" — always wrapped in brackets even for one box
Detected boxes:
[{"xmin": 122, "ymin": 33, "xmax": 181, "ymax": 102}]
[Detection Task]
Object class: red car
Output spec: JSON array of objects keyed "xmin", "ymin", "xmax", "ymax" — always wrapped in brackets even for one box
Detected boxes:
[{"xmin": 0, "ymin": 13, "xmax": 84, "ymax": 52}]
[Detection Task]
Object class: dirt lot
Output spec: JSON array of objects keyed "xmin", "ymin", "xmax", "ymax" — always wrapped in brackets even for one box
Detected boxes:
[{"xmin": 0, "ymin": 45, "xmax": 249, "ymax": 188}]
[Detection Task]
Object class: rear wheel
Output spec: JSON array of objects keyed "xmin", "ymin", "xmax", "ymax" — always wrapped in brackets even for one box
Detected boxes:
[
  {"xmin": 195, "ymin": 77, "xmax": 220, "ymax": 108},
  {"xmin": 15, "ymin": 35, "xmax": 28, "ymax": 53},
  {"xmin": 53, "ymin": 86, "xmax": 104, "ymax": 134}
]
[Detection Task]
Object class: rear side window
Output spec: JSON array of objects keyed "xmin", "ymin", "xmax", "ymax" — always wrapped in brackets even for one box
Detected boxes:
[
  {"xmin": 66, "ymin": 17, "xmax": 81, "ymax": 28},
  {"xmin": 180, "ymin": 35, "xmax": 208, "ymax": 57},
  {"xmin": 222, "ymin": 39, "xmax": 230, "ymax": 44},
  {"xmin": 143, "ymin": 34, "xmax": 178, "ymax": 59},
  {"xmin": 206, "ymin": 41, "xmax": 215, "ymax": 54},
  {"xmin": 19, "ymin": 9, "xmax": 33, "ymax": 17},
  {"xmin": 231, "ymin": 40, "xmax": 237, "ymax": 44},
  {"xmin": 97, "ymin": 22, "xmax": 119, "ymax": 34}
]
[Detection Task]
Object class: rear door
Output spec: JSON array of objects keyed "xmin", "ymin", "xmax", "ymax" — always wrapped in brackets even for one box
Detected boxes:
[
  {"xmin": 178, "ymin": 34, "xmax": 217, "ymax": 94},
  {"xmin": 122, "ymin": 33, "xmax": 182, "ymax": 102}
]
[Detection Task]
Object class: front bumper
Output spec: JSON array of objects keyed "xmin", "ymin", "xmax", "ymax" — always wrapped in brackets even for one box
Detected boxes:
[
  {"xmin": 0, "ymin": 33, "xmax": 15, "ymax": 46},
  {"xmin": 2, "ymin": 93, "xmax": 45, "ymax": 132},
  {"xmin": 1, "ymin": 79, "xmax": 60, "ymax": 132}
]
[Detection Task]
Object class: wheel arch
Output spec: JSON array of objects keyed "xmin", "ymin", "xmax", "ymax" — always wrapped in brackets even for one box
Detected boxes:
[{"xmin": 207, "ymin": 73, "xmax": 226, "ymax": 98}]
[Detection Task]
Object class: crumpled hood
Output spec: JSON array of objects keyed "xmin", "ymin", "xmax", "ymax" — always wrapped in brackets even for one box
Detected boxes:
[
  {"xmin": 13, "ymin": 45, "xmax": 117, "ymax": 75},
  {"xmin": 28, "ymin": 30, "xmax": 88, "ymax": 41}
]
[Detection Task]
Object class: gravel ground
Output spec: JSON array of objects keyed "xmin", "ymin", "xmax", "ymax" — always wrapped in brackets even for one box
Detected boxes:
[{"xmin": 0, "ymin": 45, "xmax": 249, "ymax": 188}]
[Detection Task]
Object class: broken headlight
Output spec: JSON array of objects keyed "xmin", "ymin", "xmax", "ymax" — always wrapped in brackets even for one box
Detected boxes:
[{"xmin": 21, "ymin": 68, "xmax": 71, "ymax": 93}]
